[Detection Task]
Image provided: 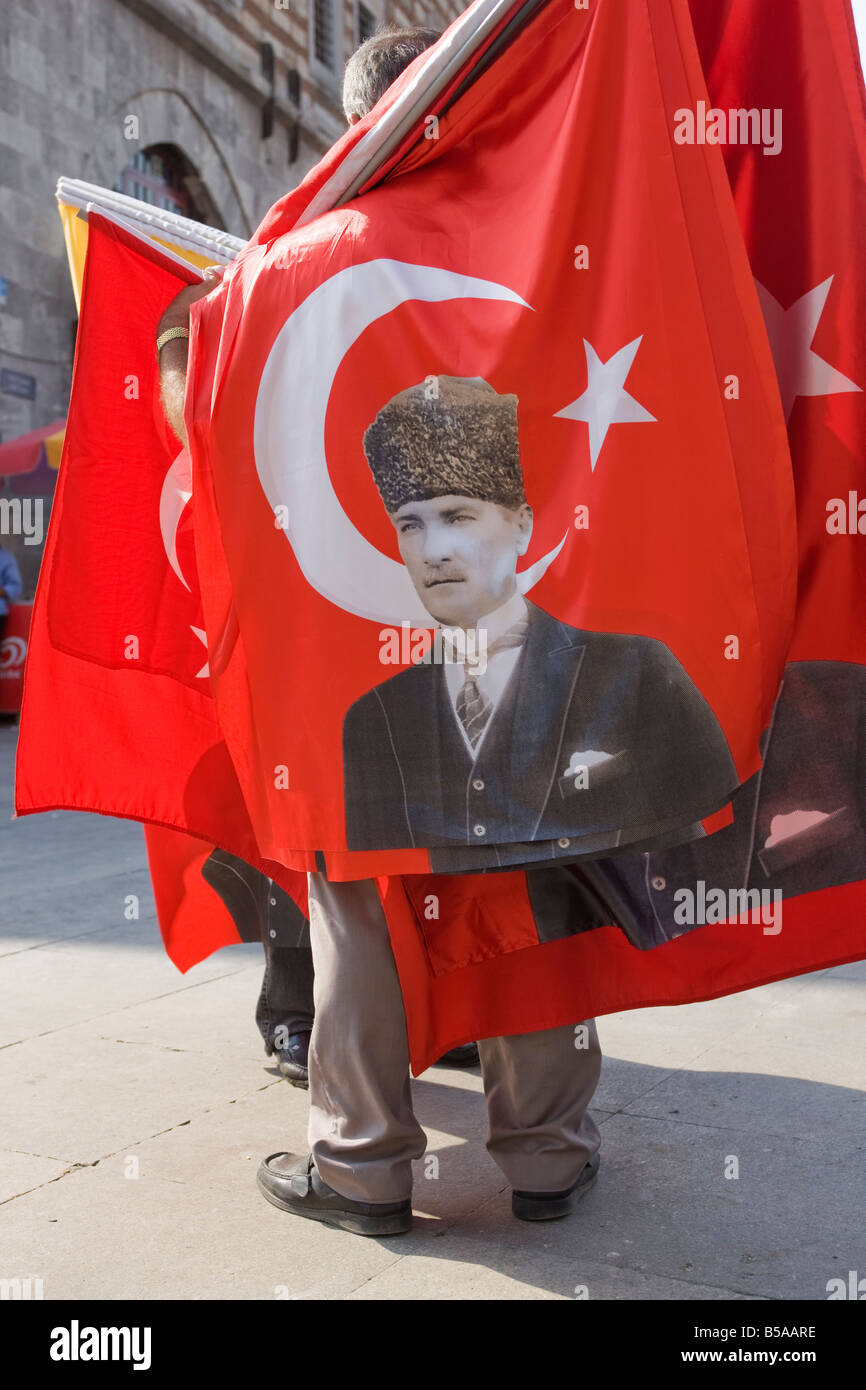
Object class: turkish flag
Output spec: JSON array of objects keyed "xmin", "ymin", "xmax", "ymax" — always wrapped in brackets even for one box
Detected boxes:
[
  {"xmin": 14, "ymin": 213, "xmax": 308, "ymax": 966},
  {"xmin": 188, "ymin": 0, "xmax": 795, "ymax": 879},
  {"xmin": 690, "ymin": 0, "xmax": 866, "ymax": 665},
  {"xmin": 380, "ymin": 0, "xmax": 866, "ymax": 1069}
]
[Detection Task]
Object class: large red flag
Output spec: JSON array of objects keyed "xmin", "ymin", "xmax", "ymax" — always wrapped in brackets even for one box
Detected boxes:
[
  {"xmin": 13, "ymin": 214, "xmax": 309, "ymax": 965},
  {"xmin": 188, "ymin": 0, "xmax": 795, "ymax": 881},
  {"xmin": 380, "ymin": 0, "xmax": 866, "ymax": 1068}
]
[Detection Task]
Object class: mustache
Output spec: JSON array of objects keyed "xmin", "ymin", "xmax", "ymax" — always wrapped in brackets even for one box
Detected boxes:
[{"xmin": 424, "ymin": 571, "xmax": 466, "ymax": 586}]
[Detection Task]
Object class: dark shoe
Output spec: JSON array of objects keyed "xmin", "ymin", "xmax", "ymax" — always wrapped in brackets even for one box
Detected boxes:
[
  {"xmin": 433, "ymin": 1041, "xmax": 480, "ymax": 1068},
  {"xmin": 512, "ymin": 1152, "xmax": 600, "ymax": 1222},
  {"xmin": 264, "ymin": 1032, "xmax": 310, "ymax": 1089},
  {"xmin": 257, "ymin": 1152, "xmax": 413, "ymax": 1236}
]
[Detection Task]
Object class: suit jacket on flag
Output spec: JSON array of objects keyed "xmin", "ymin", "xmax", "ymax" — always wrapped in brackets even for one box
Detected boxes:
[
  {"xmin": 201, "ymin": 848, "xmax": 310, "ymax": 947},
  {"xmin": 610, "ymin": 660, "xmax": 866, "ymax": 940},
  {"xmin": 343, "ymin": 599, "xmax": 736, "ymax": 856}
]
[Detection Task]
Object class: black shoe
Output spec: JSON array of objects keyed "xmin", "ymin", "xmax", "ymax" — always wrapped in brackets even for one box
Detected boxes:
[
  {"xmin": 257, "ymin": 1152, "xmax": 413, "ymax": 1236},
  {"xmin": 512, "ymin": 1152, "xmax": 600, "ymax": 1222},
  {"xmin": 264, "ymin": 1032, "xmax": 310, "ymax": 1089},
  {"xmin": 433, "ymin": 1041, "xmax": 480, "ymax": 1068}
]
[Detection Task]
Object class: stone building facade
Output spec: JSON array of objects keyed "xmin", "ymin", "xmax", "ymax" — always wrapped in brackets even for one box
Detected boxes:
[{"xmin": 0, "ymin": 0, "xmax": 463, "ymax": 591}]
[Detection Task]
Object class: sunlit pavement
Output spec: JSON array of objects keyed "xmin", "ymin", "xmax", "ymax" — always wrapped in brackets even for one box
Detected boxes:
[{"xmin": 1, "ymin": 723, "xmax": 863, "ymax": 1301}]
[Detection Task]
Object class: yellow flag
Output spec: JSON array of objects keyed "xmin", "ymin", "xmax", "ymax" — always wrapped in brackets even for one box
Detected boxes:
[{"xmin": 57, "ymin": 180, "xmax": 243, "ymax": 308}]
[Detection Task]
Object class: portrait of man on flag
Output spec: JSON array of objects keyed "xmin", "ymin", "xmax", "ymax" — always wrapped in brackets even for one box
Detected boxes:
[{"xmin": 342, "ymin": 373, "xmax": 737, "ymax": 857}]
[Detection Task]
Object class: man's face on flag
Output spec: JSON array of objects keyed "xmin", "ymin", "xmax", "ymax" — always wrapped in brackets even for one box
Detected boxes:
[{"xmin": 391, "ymin": 494, "xmax": 533, "ymax": 627}]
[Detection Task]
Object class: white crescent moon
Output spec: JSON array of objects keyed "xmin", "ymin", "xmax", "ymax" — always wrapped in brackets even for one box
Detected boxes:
[
  {"xmin": 158, "ymin": 449, "xmax": 210, "ymax": 678},
  {"xmin": 254, "ymin": 258, "xmax": 567, "ymax": 626},
  {"xmin": 159, "ymin": 449, "xmax": 193, "ymax": 592}
]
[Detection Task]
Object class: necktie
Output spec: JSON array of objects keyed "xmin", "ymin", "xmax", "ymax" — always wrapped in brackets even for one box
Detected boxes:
[{"xmin": 455, "ymin": 618, "xmax": 528, "ymax": 749}]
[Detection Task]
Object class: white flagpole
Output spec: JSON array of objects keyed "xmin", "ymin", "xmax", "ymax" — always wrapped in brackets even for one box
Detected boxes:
[{"xmin": 56, "ymin": 177, "xmax": 246, "ymax": 263}]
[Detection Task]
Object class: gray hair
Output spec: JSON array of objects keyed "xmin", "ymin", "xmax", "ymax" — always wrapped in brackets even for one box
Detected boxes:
[{"xmin": 342, "ymin": 23, "xmax": 441, "ymax": 123}]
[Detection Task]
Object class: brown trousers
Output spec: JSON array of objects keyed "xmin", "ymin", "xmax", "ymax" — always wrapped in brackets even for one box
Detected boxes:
[{"xmin": 306, "ymin": 872, "xmax": 602, "ymax": 1203}]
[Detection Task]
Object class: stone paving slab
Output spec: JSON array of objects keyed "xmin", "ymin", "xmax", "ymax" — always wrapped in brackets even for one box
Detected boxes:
[
  {"xmin": 0, "ymin": 1148, "xmax": 70, "ymax": 1204},
  {"xmin": 0, "ymin": 1161, "xmax": 402, "ymax": 1301},
  {"xmin": 346, "ymin": 1239, "xmax": 761, "ymax": 1302},
  {"xmin": 620, "ymin": 1042, "xmax": 866, "ymax": 1140},
  {"xmin": 0, "ymin": 937, "xmax": 247, "ymax": 1048},
  {"xmin": 0, "ymin": 1025, "xmax": 279, "ymax": 1165},
  {"xmin": 584, "ymin": 1111, "xmax": 861, "ymax": 1300},
  {"xmin": 0, "ymin": 867, "xmax": 156, "ymax": 956},
  {"xmin": 90, "ymin": 963, "xmax": 268, "ymax": 1060}
]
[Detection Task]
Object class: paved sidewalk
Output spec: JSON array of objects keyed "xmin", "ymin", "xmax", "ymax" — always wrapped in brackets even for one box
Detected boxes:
[{"xmin": 1, "ymin": 725, "xmax": 863, "ymax": 1301}]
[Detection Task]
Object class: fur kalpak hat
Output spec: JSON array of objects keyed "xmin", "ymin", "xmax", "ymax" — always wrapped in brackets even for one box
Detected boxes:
[{"xmin": 363, "ymin": 375, "xmax": 526, "ymax": 513}]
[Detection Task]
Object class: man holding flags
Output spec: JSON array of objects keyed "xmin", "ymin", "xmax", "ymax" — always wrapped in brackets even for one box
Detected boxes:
[
  {"xmin": 156, "ymin": 22, "xmax": 605, "ymax": 1236},
  {"xmin": 16, "ymin": 0, "xmax": 866, "ymax": 1249}
]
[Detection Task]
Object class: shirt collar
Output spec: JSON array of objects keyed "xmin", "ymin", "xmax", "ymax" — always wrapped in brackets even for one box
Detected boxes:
[
  {"xmin": 470, "ymin": 589, "xmax": 528, "ymax": 645},
  {"xmin": 438, "ymin": 590, "xmax": 528, "ymax": 660}
]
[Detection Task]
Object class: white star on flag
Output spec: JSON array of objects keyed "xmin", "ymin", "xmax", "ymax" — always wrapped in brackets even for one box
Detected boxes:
[
  {"xmin": 554, "ymin": 336, "xmax": 656, "ymax": 471},
  {"xmin": 755, "ymin": 276, "xmax": 862, "ymax": 422}
]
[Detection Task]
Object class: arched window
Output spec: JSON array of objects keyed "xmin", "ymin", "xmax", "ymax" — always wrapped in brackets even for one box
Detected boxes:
[{"xmin": 112, "ymin": 145, "xmax": 224, "ymax": 229}]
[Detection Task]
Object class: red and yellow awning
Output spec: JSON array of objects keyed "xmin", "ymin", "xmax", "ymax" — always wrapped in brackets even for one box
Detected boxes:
[{"xmin": 0, "ymin": 419, "xmax": 65, "ymax": 476}]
